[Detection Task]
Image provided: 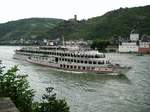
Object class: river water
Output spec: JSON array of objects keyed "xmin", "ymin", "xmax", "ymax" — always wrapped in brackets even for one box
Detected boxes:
[{"xmin": 0, "ymin": 46, "xmax": 150, "ymax": 112}]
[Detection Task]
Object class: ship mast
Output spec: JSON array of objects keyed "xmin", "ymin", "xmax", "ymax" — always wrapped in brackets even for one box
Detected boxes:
[{"xmin": 62, "ymin": 35, "xmax": 65, "ymax": 46}]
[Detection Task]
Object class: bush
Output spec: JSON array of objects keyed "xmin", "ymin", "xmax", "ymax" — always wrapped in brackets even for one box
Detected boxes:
[
  {"xmin": 0, "ymin": 65, "xmax": 70, "ymax": 112},
  {"xmin": 0, "ymin": 65, "xmax": 35, "ymax": 112},
  {"xmin": 34, "ymin": 87, "xmax": 70, "ymax": 112}
]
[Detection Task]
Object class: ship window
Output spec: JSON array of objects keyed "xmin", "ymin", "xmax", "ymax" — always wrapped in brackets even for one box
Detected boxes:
[
  {"xmin": 81, "ymin": 55, "xmax": 84, "ymax": 58},
  {"xmin": 71, "ymin": 54, "xmax": 73, "ymax": 57},
  {"xmin": 67, "ymin": 65, "xmax": 69, "ymax": 68},
  {"xmin": 70, "ymin": 65, "xmax": 73, "ymax": 69},
  {"xmin": 68, "ymin": 59, "xmax": 70, "ymax": 62},
  {"xmin": 81, "ymin": 60, "xmax": 83, "ymax": 63},
  {"xmin": 93, "ymin": 61, "xmax": 97, "ymax": 64},
  {"xmin": 83, "ymin": 67, "xmax": 85, "ymax": 70},
  {"xmin": 74, "ymin": 54, "xmax": 76, "ymax": 57},
  {"xmin": 74, "ymin": 66, "xmax": 76, "ymax": 69},
  {"xmin": 78, "ymin": 66, "xmax": 81, "ymax": 69},
  {"xmin": 65, "ymin": 53, "xmax": 68, "ymax": 56},
  {"xmin": 95, "ymin": 55, "xmax": 99, "ymax": 58},
  {"xmin": 62, "ymin": 58, "xmax": 64, "ymax": 61},
  {"xmin": 89, "ymin": 61, "xmax": 92, "ymax": 64},
  {"xmin": 65, "ymin": 58, "xmax": 67, "ymax": 61},
  {"xmin": 87, "ymin": 67, "xmax": 90, "ymax": 70},
  {"xmin": 77, "ymin": 60, "xmax": 80, "ymax": 63},
  {"xmin": 85, "ymin": 61, "xmax": 87, "ymax": 64},
  {"xmin": 60, "ymin": 64, "xmax": 62, "ymax": 67},
  {"xmin": 68, "ymin": 54, "xmax": 70, "ymax": 57},
  {"xmin": 106, "ymin": 61, "xmax": 109, "ymax": 64},
  {"xmin": 98, "ymin": 61, "xmax": 104, "ymax": 64},
  {"xmin": 74, "ymin": 60, "xmax": 76, "ymax": 63},
  {"xmin": 71, "ymin": 59, "xmax": 73, "ymax": 62},
  {"xmin": 63, "ymin": 64, "xmax": 66, "ymax": 68}
]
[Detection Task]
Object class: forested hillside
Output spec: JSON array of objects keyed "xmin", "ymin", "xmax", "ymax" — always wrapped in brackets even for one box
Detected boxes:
[
  {"xmin": 0, "ymin": 5, "xmax": 150, "ymax": 44},
  {"xmin": 0, "ymin": 18, "xmax": 63, "ymax": 42},
  {"xmin": 55, "ymin": 5, "xmax": 150, "ymax": 40}
]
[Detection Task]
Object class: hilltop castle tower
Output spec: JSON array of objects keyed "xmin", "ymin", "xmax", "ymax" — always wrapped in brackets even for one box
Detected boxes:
[{"xmin": 74, "ymin": 14, "xmax": 77, "ymax": 21}]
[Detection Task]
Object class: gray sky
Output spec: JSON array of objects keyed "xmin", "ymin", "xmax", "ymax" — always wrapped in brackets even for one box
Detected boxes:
[{"xmin": 0, "ymin": 0, "xmax": 150, "ymax": 23}]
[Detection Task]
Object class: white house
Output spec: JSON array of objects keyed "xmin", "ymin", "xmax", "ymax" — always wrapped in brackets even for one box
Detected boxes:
[
  {"xmin": 130, "ymin": 33, "xmax": 139, "ymax": 41},
  {"xmin": 119, "ymin": 32, "xmax": 139, "ymax": 53},
  {"xmin": 119, "ymin": 42, "xmax": 139, "ymax": 52},
  {"xmin": 119, "ymin": 30, "xmax": 150, "ymax": 53}
]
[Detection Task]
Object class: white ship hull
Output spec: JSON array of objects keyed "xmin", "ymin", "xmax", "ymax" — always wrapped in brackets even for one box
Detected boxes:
[
  {"xmin": 26, "ymin": 58, "xmax": 129, "ymax": 75},
  {"xmin": 13, "ymin": 46, "xmax": 131, "ymax": 75}
]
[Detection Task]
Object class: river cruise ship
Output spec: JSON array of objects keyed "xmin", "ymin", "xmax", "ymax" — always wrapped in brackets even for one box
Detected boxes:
[{"xmin": 13, "ymin": 46, "xmax": 130, "ymax": 74}]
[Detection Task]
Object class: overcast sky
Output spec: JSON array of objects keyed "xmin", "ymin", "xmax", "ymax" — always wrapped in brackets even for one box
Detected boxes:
[{"xmin": 0, "ymin": 0, "xmax": 150, "ymax": 23}]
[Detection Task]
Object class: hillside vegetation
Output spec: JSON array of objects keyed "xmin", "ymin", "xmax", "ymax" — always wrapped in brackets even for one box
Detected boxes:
[
  {"xmin": 0, "ymin": 18, "xmax": 63, "ymax": 41},
  {"xmin": 0, "ymin": 5, "xmax": 150, "ymax": 44},
  {"xmin": 56, "ymin": 5, "xmax": 150, "ymax": 40}
]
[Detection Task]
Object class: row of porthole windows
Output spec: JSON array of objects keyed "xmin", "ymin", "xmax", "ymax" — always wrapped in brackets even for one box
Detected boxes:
[
  {"xmin": 30, "ymin": 56, "xmax": 110, "ymax": 65},
  {"xmin": 22, "ymin": 50, "xmax": 105, "ymax": 58},
  {"xmin": 60, "ymin": 64, "xmax": 95, "ymax": 70},
  {"xmin": 59, "ymin": 58, "xmax": 110, "ymax": 65},
  {"xmin": 51, "ymin": 52, "xmax": 104, "ymax": 58},
  {"xmin": 32, "ymin": 56, "xmax": 48, "ymax": 60}
]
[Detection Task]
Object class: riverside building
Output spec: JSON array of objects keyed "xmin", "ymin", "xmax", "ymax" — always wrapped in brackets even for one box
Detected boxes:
[{"xmin": 119, "ymin": 31, "xmax": 150, "ymax": 53}]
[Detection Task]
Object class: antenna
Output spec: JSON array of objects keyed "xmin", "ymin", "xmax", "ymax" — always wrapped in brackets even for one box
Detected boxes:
[{"xmin": 62, "ymin": 35, "xmax": 65, "ymax": 46}]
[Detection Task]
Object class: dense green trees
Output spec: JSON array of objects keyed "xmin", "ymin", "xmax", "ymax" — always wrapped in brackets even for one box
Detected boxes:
[
  {"xmin": 91, "ymin": 40, "xmax": 110, "ymax": 52},
  {"xmin": 0, "ymin": 18, "xmax": 63, "ymax": 42},
  {"xmin": 0, "ymin": 65, "xmax": 34, "ymax": 112},
  {"xmin": 34, "ymin": 87, "xmax": 70, "ymax": 112},
  {"xmin": 0, "ymin": 64, "xmax": 70, "ymax": 112}
]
